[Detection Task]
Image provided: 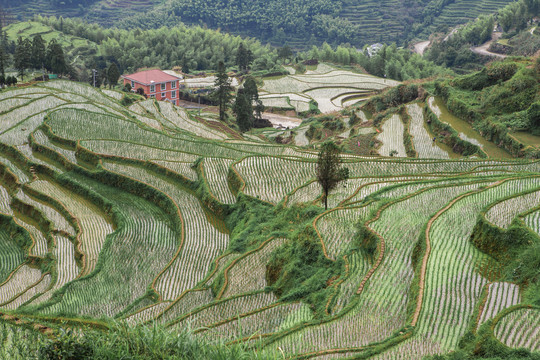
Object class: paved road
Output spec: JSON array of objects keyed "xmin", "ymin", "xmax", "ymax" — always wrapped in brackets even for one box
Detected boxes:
[
  {"xmin": 413, "ymin": 41, "xmax": 431, "ymax": 55},
  {"xmin": 470, "ymin": 32, "xmax": 507, "ymax": 58}
]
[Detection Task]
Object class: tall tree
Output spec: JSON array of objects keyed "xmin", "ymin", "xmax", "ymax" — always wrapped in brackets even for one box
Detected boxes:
[
  {"xmin": 14, "ymin": 37, "xmax": 31, "ymax": 80},
  {"xmin": 243, "ymin": 76, "xmax": 264, "ymax": 120},
  {"xmin": 31, "ymin": 34, "xmax": 46, "ymax": 69},
  {"xmin": 46, "ymin": 40, "xmax": 67, "ymax": 75},
  {"xmin": 0, "ymin": 46, "xmax": 6, "ymax": 85},
  {"xmin": 236, "ymin": 43, "xmax": 253, "ymax": 72},
  {"xmin": 316, "ymin": 142, "xmax": 349, "ymax": 210},
  {"xmin": 233, "ymin": 88, "xmax": 253, "ymax": 132},
  {"xmin": 212, "ymin": 61, "xmax": 233, "ymax": 122},
  {"xmin": 107, "ymin": 62, "xmax": 120, "ymax": 88}
]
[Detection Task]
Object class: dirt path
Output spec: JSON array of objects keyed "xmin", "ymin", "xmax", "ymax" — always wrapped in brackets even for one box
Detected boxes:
[
  {"xmin": 413, "ymin": 41, "xmax": 431, "ymax": 55},
  {"xmin": 470, "ymin": 32, "xmax": 507, "ymax": 58}
]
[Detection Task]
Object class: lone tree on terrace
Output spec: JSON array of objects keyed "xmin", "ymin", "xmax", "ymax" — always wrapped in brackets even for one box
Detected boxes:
[
  {"xmin": 212, "ymin": 61, "xmax": 233, "ymax": 122},
  {"xmin": 317, "ymin": 141, "xmax": 349, "ymax": 210}
]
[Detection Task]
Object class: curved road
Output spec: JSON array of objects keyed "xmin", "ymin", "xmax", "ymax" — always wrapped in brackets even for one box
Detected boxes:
[{"xmin": 470, "ymin": 32, "xmax": 507, "ymax": 58}]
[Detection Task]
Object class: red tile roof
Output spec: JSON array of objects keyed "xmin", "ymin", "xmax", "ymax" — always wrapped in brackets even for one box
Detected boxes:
[{"xmin": 122, "ymin": 69, "xmax": 180, "ymax": 85}]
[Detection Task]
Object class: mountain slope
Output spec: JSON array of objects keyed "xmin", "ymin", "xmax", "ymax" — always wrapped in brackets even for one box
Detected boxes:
[{"xmin": 1, "ymin": 0, "xmax": 516, "ymax": 47}]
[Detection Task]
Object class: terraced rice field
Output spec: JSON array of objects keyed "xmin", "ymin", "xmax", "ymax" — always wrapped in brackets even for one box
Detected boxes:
[
  {"xmin": 376, "ymin": 114, "xmax": 407, "ymax": 157},
  {"xmin": 261, "ymin": 64, "xmax": 396, "ymax": 113},
  {"xmin": 0, "ymin": 80, "xmax": 538, "ymax": 359}
]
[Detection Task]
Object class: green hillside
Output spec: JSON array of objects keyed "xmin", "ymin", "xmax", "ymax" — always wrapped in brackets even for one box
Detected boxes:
[
  {"xmin": 1, "ymin": 0, "xmax": 517, "ymax": 47},
  {"xmin": 0, "ymin": 69, "xmax": 538, "ymax": 358}
]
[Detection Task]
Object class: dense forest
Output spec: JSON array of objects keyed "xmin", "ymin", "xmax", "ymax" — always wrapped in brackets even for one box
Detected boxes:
[
  {"xmin": 1, "ymin": 16, "xmax": 453, "ymax": 84},
  {"xmin": 1, "ymin": 0, "xmax": 517, "ymax": 47}
]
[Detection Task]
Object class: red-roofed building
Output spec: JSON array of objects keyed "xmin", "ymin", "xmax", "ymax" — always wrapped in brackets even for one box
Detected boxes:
[{"xmin": 122, "ymin": 69, "xmax": 181, "ymax": 105}]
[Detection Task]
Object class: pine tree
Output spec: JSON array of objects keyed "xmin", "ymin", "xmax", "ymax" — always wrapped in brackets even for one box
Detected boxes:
[
  {"xmin": 14, "ymin": 37, "xmax": 31, "ymax": 81},
  {"xmin": 236, "ymin": 43, "xmax": 253, "ymax": 72},
  {"xmin": 243, "ymin": 76, "xmax": 264, "ymax": 120},
  {"xmin": 317, "ymin": 142, "xmax": 349, "ymax": 210},
  {"xmin": 31, "ymin": 34, "xmax": 46, "ymax": 69},
  {"xmin": 212, "ymin": 61, "xmax": 233, "ymax": 122},
  {"xmin": 233, "ymin": 88, "xmax": 253, "ymax": 132},
  {"xmin": 46, "ymin": 40, "xmax": 67, "ymax": 75},
  {"xmin": 0, "ymin": 46, "xmax": 6, "ymax": 86},
  {"xmin": 107, "ymin": 62, "xmax": 120, "ymax": 88}
]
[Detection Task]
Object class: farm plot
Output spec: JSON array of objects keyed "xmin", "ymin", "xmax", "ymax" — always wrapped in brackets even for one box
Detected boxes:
[
  {"xmin": 376, "ymin": 114, "xmax": 407, "ymax": 157},
  {"xmin": 81, "ymin": 140, "xmax": 199, "ymax": 164},
  {"xmin": 125, "ymin": 302, "xmax": 172, "ymax": 325},
  {"xmin": 261, "ymin": 93, "xmax": 311, "ymax": 113},
  {"xmin": 157, "ymin": 101, "xmax": 227, "ymax": 140},
  {"xmin": 0, "ymin": 227, "xmax": 27, "ymax": 285},
  {"xmin": 33, "ymin": 236, "xmax": 80, "ymax": 304},
  {"xmin": 485, "ymin": 189, "xmax": 540, "ymax": 228},
  {"xmin": 14, "ymin": 144, "xmax": 63, "ymax": 174},
  {"xmin": 0, "ymin": 265, "xmax": 43, "ymax": 306},
  {"xmin": 38, "ymin": 81, "xmax": 124, "ymax": 112},
  {"xmin": 219, "ymin": 238, "xmax": 287, "ymax": 299},
  {"xmin": 234, "ymin": 156, "xmax": 316, "ymax": 204},
  {"xmin": 200, "ymin": 302, "xmax": 308, "ymax": 341},
  {"xmin": 260, "ymin": 96, "xmax": 295, "ymax": 110},
  {"xmin": 0, "ymin": 97, "xmax": 35, "ymax": 112},
  {"xmin": 0, "ymin": 155, "xmax": 30, "ymax": 185},
  {"xmin": 270, "ymin": 182, "xmax": 488, "ymax": 356},
  {"xmin": 524, "ymin": 209, "xmax": 540, "ymax": 236},
  {"xmin": 101, "ymin": 89, "xmax": 123, "ymax": 101},
  {"xmin": 32, "ymin": 129, "xmax": 78, "ymax": 164},
  {"xmin": 407, "ymin": 103, "xmax": 450, "ymax": 159},
  {"xmin": 344, "ymin": 158, "xmax": 495, "ymax": 177},
  {"xmin": 315, "ymin": 205, "xmax": 374, "ymax": 260},
  {"xmin": 13, "ymin": 190, "xmax": 75, "ymax": 236},
  {"xmin": 12, "ymin": 216, "xmax": 48, "ymax": 258},
  {"xmin": 172, "ymin": 291, "xmax": 277, "ymax": 330},
  {"xmin": 494, "ymin": 307, "xmax": 540, "ymax": 352},
  {"xmin": 0, "ymin": 186, "xmax": 11, "ymax": 215},
  {"xmin": 477, "ymin": 282, "xmax": 521, "ymax": 326},
  {"xmin": 2, "ymin": 274, "xmax": 51, "ymax": 310},
  {"xmin": 330, "ymin": 252, "xmax": 370, "ymax": 315},
  {"xmin": 102, "ymin": 162, "xmax": 229, "ymax": 301},
  {"xmin": 304, "ymin": 87, "xmax": 369, "ymax": 113},
  {"xmin": 416, "ymin": 178, "xmax": 540, "ymax": 352},
  {"xmin": 40, "ymin": 174, "xmax": 178, "ymax": 318},
  {"xmin": 292, "ymin": 71, "xmax": 398, "ymax": 88},
  {"xmin": 46, "ymin": 109, "xmax": 251, "ymax": 160},
  {"xmin": 157, "ymin": 289, "xmax": 214, "ymax": 325},
  {"xmin": 261, "ymin": 70, "xmax": 395, "ymax": 113},
  {"xmin": 370, "ymin": 337, "xmax": 443, "ymax": 360},
  {"xmin": 28, "ymin": 180, "xmax": 113, "ymax": 277},
  {"xmin": 202, "ymin": 158, "xmax": 236, "ymax": 204},
  {"xmin": 127, "ymin": 103, "xmax": 163, "ymax": 130},
  {"xmin": 0, "ymin": 96, "xmax": 65, "ymax": 135}
]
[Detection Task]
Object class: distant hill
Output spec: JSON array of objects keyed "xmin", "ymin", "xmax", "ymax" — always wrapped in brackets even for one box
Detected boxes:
[{"xmin": 1, "ymin": 0, "xmax": 516, "ymax": 47}]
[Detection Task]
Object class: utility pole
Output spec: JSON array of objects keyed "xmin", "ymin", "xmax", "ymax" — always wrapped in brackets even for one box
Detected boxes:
[
  {"xmin": 198, "ymin": 94, "xmax": 201, "ymax": 116},
  {"xmin": 92, "ymin": 69, "xmax": 97, "ymax": 87}
]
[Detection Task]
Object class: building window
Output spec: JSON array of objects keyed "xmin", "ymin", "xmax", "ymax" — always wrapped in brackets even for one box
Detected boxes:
[
  {"xmin": 171, "ymin": 81, "xmax": 176, "ymax": 89},
  {"xmin": 131, "ymin": 81, "xmax": 134, "ymax": 88},
  {"xmin": 161, "ymin": 83, "xmax": 166, "ymax": 91},
  {"xmin": 161, "ymin": 93, "xmax": 166, "ymax": 98},
  {"xmin": 150, "ymin": 94, "xmax": 155, "ymax": 98},
  {"xmin": 150, "ymin": 84, "xmax": 155, "ymax": 93},
  {"xmin": 171, "ymin": 91, "xmax": 176, "ymax": 98}
]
